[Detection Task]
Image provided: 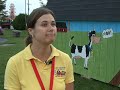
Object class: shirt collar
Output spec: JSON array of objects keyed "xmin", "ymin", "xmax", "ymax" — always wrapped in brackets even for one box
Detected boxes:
[{"xmin": 24, "ymin": 44, "xmax": 59, "ymax": 61}]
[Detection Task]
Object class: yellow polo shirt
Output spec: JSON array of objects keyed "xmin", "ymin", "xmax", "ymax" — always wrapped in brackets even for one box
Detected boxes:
[{"xmin": 4, "ymin": 44, "xmax": 74, "ymax": 90}]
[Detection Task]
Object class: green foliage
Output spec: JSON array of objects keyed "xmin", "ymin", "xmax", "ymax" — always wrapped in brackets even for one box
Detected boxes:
[
  {"xmin": 0, "ymin": 0, "xmax": 6, "ymax": 12},
  {"xmin": 12, "ymin": 14, "xmax": 28, "ymax": 30},
  {"xmin": 0, "ymin": 0, "xmax": 7, "ymax": 22}
]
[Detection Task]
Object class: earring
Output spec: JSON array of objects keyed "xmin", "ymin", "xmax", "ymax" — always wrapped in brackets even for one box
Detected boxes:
[
  {"xmin": 32, "ymin": 35, "xmax": 33, "ymax": 38},
  {"xmin": 30, "ymin": 34, "xmax": 33, "ymax": 38},
  {"xmin": 29, "ymin": 35, "xmax": 32, "ymax": 38}
]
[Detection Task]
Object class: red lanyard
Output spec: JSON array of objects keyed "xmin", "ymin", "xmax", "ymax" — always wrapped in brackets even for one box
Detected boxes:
[{"xmin": 30, "ymin": 57, "xmax": 55, "ymax": 90}]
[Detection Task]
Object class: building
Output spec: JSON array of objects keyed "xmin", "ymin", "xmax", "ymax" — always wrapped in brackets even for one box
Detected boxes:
[{"xmin": 46, "ymin": 0, "xmax": 120, "ymax": 87}]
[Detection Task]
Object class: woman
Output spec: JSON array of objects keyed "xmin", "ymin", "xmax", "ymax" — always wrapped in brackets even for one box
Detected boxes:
[{"xmin": 4, "ymin": 7, "xmax": 74, "ymax": 90}]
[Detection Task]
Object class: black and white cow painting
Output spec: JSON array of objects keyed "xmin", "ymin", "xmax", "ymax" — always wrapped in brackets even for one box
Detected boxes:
[{"xmin": 69, "ymin": 30, "xmax": 100, "ymax": 70}]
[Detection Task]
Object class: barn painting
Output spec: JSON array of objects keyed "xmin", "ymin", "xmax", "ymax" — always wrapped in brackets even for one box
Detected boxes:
[{"xmin": 46, "ymin": 0, "xmax": 120, "ymax": 87}]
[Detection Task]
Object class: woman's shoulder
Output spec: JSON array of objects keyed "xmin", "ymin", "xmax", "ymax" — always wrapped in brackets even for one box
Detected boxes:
[
  {"xmin": 9, "ymin": 45, "xmax": 31, "ymax": 62},
  {"xmin": 56, "ymin": 49, "xmax": 71, "ymax": 61},
  {"xmin": 57, "ymin": 49, "xmax": 68, "ymax": 56},
  {"xmin": 8, "ymin": 48, "xmax": 26, "ymax": 64},
  {"xmin": 51, "ymin": 45, "xmax": 70, "ymax": 58},
  {"xmin": 55, "ymin": 49, "xmax": 73, "ymax": 69}
]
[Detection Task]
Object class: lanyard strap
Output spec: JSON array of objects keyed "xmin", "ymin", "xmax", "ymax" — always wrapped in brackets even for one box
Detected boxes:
[{"xmin": 30, "ymin": 57, "xmax": 55, "ymax": 90}]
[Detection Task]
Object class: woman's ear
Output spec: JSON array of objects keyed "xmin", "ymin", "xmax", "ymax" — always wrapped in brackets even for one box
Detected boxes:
[{"xmin": 28, "ymin": 28, "xmax": 33, "ymax": 36}]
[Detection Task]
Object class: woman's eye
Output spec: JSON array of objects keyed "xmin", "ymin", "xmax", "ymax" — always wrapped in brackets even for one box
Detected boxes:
[
  {"xmin": 42, "ymin": 23, "xmax": 47, "ymax": 27},
  {"xmin": 52, "ymin": 23, "xmax": 56, "ymax": 26}
]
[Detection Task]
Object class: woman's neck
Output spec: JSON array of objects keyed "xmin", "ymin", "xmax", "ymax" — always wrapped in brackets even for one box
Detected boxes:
[{"xmin": 31, "ymin": 43, "xmax": 52, "ymax": 62}]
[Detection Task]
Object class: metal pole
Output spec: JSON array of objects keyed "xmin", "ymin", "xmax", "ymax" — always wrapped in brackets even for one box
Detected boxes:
[
  {"xmin": 28, "ymin": 0, "xmax": 29, "ymax": 15},
  {"xmin": 25, "ymin": 0, "xmax": 26, "ymax": 15},
  {"xmin": 25, "ymin": 0, "xmax": 27, "ymax": 29}
]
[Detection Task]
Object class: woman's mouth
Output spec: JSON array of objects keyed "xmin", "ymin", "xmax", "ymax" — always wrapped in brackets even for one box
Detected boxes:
[{"xmin": 46, "ymin": 33, "xmax": 55, "ymax": 37}]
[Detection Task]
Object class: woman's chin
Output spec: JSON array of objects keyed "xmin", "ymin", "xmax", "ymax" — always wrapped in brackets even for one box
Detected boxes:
[{"xmin": 46, "ymin": 39, "xmax": 55, "ymax": 44}]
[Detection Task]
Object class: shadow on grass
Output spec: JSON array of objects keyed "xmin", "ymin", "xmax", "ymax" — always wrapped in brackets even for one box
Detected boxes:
[{"xmin": 74, "ymin": 73, "xmax": 120, "ymax": 90}]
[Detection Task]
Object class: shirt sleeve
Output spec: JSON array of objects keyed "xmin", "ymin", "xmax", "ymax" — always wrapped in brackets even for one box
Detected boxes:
[
  {"xmin": 65, "ymin": 55, "xmax": 74, "ymax": 84},
  {"xmin": 4, "ymin": 57, "xmax": 21, "ymax": 90}
]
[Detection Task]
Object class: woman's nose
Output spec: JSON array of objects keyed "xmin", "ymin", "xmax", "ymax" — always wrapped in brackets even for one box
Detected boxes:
[{"xmin": 48, "ymin": 25, "xmax": 55, "ymax": 31}]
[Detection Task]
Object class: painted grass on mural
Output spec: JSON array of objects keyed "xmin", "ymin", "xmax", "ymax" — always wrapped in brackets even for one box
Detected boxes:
[{"xmin": 53, "ymin": 31, "xmax": 120, "ymax": 87}]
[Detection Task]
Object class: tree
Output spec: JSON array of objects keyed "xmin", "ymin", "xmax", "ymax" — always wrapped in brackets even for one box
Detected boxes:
[
  {"xmin": 0, "ymin": 0, "xmax": 6, "ymax": 12},
  {"xmin": 0, "ymin": 0, "xmax": 7, "ymax": 25},
  {"xmin": 12, "ymin": 14, "xmax": 28, "ymax": 30}
]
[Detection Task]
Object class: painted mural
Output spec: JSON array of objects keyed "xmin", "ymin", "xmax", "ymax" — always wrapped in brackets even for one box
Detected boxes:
[
  {"xmin": 69, "ymin": 30, "xmax": 100, "ymax": 70},
  {"xmin": 54, "ymin": 21, "xmax": 120, "ymax": 87}
]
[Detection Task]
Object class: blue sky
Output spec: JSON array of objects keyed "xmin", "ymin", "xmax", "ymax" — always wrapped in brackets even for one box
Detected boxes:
[{"xmin": 5, "ymin": 0, "xmax": 48, "ymax": 15}]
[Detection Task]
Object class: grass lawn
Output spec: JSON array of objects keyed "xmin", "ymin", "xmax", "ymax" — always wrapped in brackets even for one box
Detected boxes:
[{"xmin": 0, "ymin": 30, "xmax": 120, "ymax": 90}]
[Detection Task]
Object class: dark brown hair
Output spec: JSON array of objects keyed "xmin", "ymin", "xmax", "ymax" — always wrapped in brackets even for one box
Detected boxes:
[{"xmin": 25, "ymin": 7, "xmax": 55, "ymax": 46}]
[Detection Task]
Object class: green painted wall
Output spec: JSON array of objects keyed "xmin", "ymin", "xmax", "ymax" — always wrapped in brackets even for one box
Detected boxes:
[{"xmin": 53, "ymin": 31, "xmax": 120, "ymax": 86}]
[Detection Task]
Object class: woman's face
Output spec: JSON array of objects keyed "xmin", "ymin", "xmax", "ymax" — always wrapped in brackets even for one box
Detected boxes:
[{"xmin": 30, "ymin": 14, "xmax": 57, "ymax": 45}]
